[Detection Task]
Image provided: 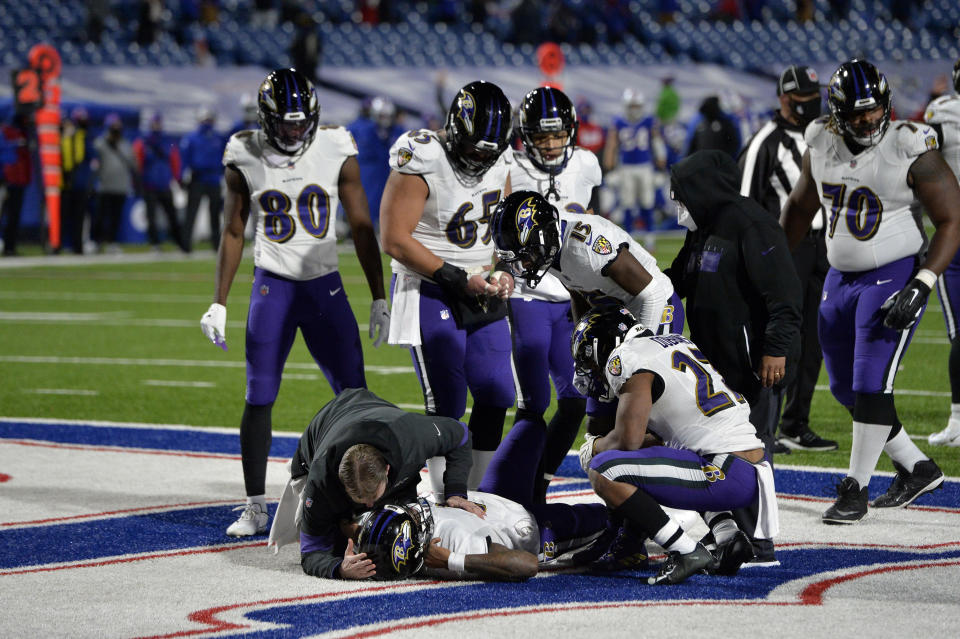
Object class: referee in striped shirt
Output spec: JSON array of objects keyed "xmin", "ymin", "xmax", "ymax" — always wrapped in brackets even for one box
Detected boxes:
[{"xmin": 737, "ymin": 65, "xmax": 838, "ymax": 453}]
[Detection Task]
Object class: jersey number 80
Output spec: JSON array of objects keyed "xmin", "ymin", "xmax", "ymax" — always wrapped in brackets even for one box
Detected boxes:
[{"xmin": 259, "ymin": 184, "xmax": 332, "ymax": 243}]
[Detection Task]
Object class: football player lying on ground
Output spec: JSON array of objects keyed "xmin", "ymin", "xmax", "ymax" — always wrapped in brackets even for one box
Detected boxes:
[
  {"xmin": 573, "ymin": 304, "xmax": 779, "ymax": 585},
  {"xmin": 270, "ymin": 391, "xmax": 629, "ymax": 581},
  {"xmin": 266, "ymin": 388, "xmax": 482, "ymax": 579},
  {"xmin": 349, "ymin": 423, "xmax": 643, "ymax": 580}
]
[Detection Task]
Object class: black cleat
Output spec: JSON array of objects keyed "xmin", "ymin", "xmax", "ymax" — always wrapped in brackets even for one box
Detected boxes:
[
  {"xmin": 648, "ymin": 542, "xmax": 714, "ymax": 585},
  {"xmin": 571, "ymin": 525, "xmax": 648, "ymax": 571},
  {"xmin": 822, "ymin": 477, "xmax": 868, "ymax": 524},
  {"xmin": 706, "ymin": 531, "xmax": 756, "ymax": 576},
  {"xmin": 871, "ymin": 460, "xmax": 944, "ymax": 509},
  {"xmin": 591, "ymin": 526, "xmax": 649, "ymax": 571},
  {"xmin": 778, "ymin": 426, "xmax": 838, "ymax": 451}
]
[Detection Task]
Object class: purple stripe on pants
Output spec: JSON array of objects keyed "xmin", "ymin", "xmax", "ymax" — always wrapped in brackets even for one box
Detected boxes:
[
  {"xmin": 395, "ymin": 277, "xmax": 514, "ymax": 419},
  {"xmin": 509, "ymin": 297, "xmax": 583, "ymax": 413},
  {"xmin": 245, "ymin": 268, "xmax": 366, "ymax": 405},
  {"xmin": 819, "ymin": 256, "xmax": 922, "ymax": 407},
  {"xmin": 591, "ymin": 446, "xmax": 758, "ymax": 513}
]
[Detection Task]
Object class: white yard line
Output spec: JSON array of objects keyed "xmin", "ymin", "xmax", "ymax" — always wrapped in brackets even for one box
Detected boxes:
[
  {"xmin": 143, "ymin": 380, "xmax": 217, "ymax": 388},
  {"xmin": 0, "ymin": 354, "xmax": 414, "ymax": 374},
  {"xmin": 25, "ymin": 388, "xmax": 100, "ymax": 396}
]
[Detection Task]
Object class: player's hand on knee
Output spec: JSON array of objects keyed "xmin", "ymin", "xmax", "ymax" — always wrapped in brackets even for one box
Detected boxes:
[
  {"xmin": 200, "ymin": 303, "xmax": 227, "ymax": 350},
  {"xmin": 339, "ymin": 539, "xmax": 376, "ymax": 580},
  {"xmin": 881, "ymin": 276, "xmax": 932, "ymax": 330},
  {"xmin": 579, "ymin": 433, "xmax": 600, "ymax": 473},
  {"xmin": 369, "ymin": 298, "xmax": 390, "ymax": 348},
  {"xmin": 446, "ymin": 495, "xmax": 485, "ymax": 518}
]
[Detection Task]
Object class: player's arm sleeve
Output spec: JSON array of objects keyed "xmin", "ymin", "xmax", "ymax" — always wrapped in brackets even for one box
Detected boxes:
[
  {"xmin": 741, "ymin": 221, "xmax": 802, "ymax": 357},
  {"xmin": 298, "ymin": 493, "xmax": 348, "ymax": 579},
  {"xmin": 300, "ymin": 530, "xmax": 344, "ymax": 579},
  {"xmin": 436, "ymin": 419, "xmax": 472, "ymax": 500}
]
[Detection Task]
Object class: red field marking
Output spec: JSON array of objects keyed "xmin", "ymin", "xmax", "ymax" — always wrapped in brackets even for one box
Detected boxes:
[
  {"xmin": 134, "ymin": 581, "xmax": 446, "ymax": 639},
  {"xmin": 0, "ymin": 473, "xmax": 10, "ymax": 482},
  {"xmin": 778, "ymin": 492, "xmax": 960, "ymax": 514},
  {"xmin": 157, "ymin": 545, "xmax": 960, "ymax": 639},
  {"xmin": 798, "ymin": 558, "xmax": 960, "ymax": 604},
  {"xmin": 1, "ymin": 499, "xmax": 278, "ymax": 528},
  {"xmin": 0, "ymin": 541, "xmax": 267, "ymax": 577},
  {"xmin": 0, "ymin": 438, "xmax": 288, "ymax": 463}
]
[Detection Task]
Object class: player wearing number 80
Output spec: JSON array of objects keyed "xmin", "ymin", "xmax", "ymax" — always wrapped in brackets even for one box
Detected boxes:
[
  {"xmin": 573, "ymin": 305, "xmax": 778, "ymax": 585},
  {"xmin": 782, "ymin": 59, "xmax": 960, "ymax": 523},
  {"xmin": 200, "ymin": 68, "xmax": 390, "ymax": 537}
]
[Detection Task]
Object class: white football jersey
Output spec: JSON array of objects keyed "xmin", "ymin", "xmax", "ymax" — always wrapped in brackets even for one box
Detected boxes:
[
  {"xmin": 223, "ymin": 128, "xmax": 355, "ymax": 281},
  {"xmin": 508, "ymin": 147, "xmax": 601, "ymax": 302},
  {"xmin": 388, "ymin": 129, "xmax": 508, "ymax": 279},
  {"xmin": 550, "ymin": 211, "xmax": 673, "ymax": 327},
  {"xmin": 805, "ymin": 116, "xmax": 940, "ymax": 272},
  {"xmin": 924, "ymin": 94, "xmax": 960, "ymax": 181},
  {"xmin": 605, "ymin": 329, "xmax": 761, "ymax": 455},
  {"xmin": 426, "ymin": 491, "xmax": 539, "ymax": 556}
]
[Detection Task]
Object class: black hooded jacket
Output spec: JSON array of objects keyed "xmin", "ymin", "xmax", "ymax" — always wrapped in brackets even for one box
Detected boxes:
[
  {"xmin": 292, "ymin": 388, "xmax": 472, "ymax": 578},
  {"xmin": 666, "ymin": 150, "xmax": 802, "ymax": 403}
]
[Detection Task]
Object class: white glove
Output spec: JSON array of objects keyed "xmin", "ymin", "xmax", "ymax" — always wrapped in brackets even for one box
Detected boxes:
[
  {"xmin": 573, "ymin": 372, "xmax": 592, "ymax": 397},
  {"xmin": 369, "ymin": 299, "xmax": 390, "ymax": 348},
  {"xmin": 579, "ymin": 433, "xmax": 600, "ymax": 473},
  {"xmin": 200, "ymin": 303, "xmax": 227, "ymax": 350}
]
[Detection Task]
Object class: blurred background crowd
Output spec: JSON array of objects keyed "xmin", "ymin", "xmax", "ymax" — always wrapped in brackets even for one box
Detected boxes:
[{"xmin": 0, "ymin": 0, "xmax": 958, "ymax": 255}]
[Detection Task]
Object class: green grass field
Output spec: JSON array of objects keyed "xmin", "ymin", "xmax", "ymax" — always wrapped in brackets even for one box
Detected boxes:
[{"xmin": 0, "ymin": 237, "xmax": 954, "ymax": 476}]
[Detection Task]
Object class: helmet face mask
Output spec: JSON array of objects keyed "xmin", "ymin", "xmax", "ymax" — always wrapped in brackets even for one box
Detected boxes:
[
  {"xmin": 444, "ymin": 81, "xmax": 513, "ymax": 179},
  {"xmin": 519, "ymin": 87, "xmax": 578, "ymax": 175},
  {"xmin": 491, "ymin": 191, "xmax": 561, "ymax": 288},
  {"xmin": 571, "ymin": 305, "xmax": 639, "ymax": 400},
  {"xmin": 356, "ymin": 498, "xmax": 434, "ymax": 580},
  {"xmin": 258, "ymin": 68, "xmax": 320, "ymax": 155},
  {"xmin": 827, "ymin": 59, "xmax": 891, "ymax": 148}
]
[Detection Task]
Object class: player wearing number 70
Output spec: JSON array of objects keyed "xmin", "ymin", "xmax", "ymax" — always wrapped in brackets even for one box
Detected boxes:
[
  {"xmin": 781, "ymin": 59, "xmax": 960, "ymax": 524},
  {"xmin": 199, "ymin": 68, "xmax": 390, "ymax": 537}
]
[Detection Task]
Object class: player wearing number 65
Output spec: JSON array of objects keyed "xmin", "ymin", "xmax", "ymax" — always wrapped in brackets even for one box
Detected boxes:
[
  {"xmin": 199, "ymin": 68, "xmax": 390, "ymax": 538},
  {"xmin": 781, "ymin": 59, "xmax": 960, "ymax": 525}
]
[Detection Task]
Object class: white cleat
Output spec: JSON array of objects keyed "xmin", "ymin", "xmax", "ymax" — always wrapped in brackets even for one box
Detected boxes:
[
  {"xmin": 226, "ymin": 503, "xmax": 269, "ymax": 537},
  {"xmin": 928, "ymin": 418, "xmax": 960, "ymax": 446}
]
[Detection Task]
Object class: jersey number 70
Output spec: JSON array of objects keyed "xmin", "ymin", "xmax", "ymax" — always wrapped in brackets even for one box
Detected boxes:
[{"xmin": 821, "ymin": 182, "xmax": 883, "ymax": 241}]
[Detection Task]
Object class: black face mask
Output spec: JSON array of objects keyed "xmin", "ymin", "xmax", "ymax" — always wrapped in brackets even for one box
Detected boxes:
[{"xmin": 789, "ymin": 96, "xmax": 822, "ymax": 127}]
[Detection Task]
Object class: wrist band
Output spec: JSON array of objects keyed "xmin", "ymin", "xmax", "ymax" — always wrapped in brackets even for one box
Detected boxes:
[
  {"xmin": 915, "ymin": 268, "xmax": 937, "ymax": 289},
  {"xmin": 447, "ymin": 551, "xmax": 466, "ymax": 574},
  {"xmin": 432, "ymin": 263, "xmax": 469, "ymax": 297}
]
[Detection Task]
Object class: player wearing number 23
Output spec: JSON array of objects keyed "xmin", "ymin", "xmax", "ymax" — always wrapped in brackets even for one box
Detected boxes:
[
  {"xmin": 781, "ymin": 59, "xmax": 960, "ymax": 523},
  {"xmin": 574, "ymin": 304, "xmax": 778, "ymax": 585},
  {"xmin": 199, "ymin": 68, "xmax": 389, "ymax": 537}
]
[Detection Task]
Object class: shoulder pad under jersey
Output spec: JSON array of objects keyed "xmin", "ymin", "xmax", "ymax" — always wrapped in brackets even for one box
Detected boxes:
[{"xmin": 388, "ymin": 129, "xmax": 445, "ymax": 174}]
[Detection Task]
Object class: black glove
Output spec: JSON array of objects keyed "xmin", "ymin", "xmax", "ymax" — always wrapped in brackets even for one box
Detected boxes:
[{"xmin": 880, "ymin": 278, "xmax": 931, "ymax": 330}]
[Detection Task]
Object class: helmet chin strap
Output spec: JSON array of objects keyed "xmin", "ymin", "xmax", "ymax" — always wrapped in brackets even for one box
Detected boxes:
[{"xmin": 545, "ymin": 173, "xmax": 560, "ymax": 201}]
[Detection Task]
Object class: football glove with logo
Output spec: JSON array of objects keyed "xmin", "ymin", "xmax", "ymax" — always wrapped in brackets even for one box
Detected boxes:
[
  {"xmin": 200, "ymin": 303, "xmax": 227, "ymax": 350},
  {"xmin": 881, "ymin": 270, "xmax": 935, "ymax": 330},
  {"xmin": 369, "ymin": 299, "xmax": 390, "ymax": 348}
]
